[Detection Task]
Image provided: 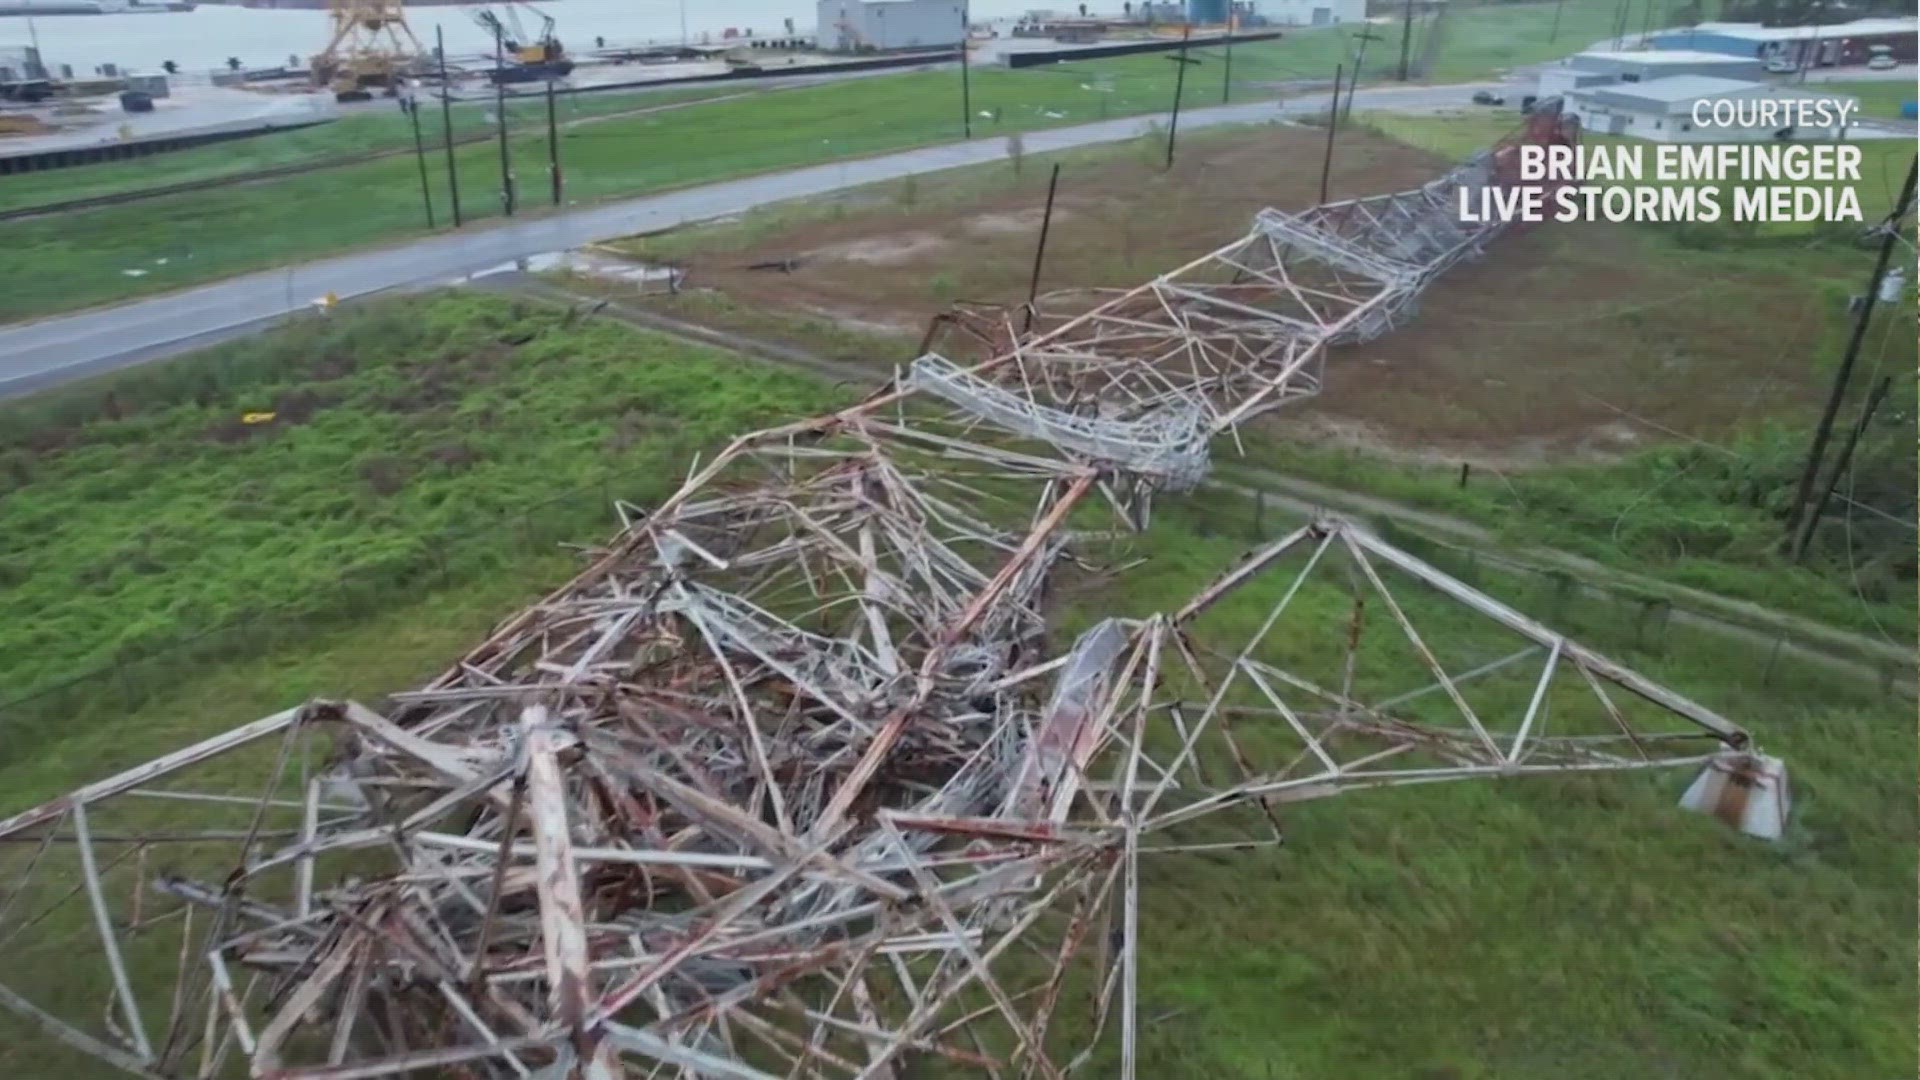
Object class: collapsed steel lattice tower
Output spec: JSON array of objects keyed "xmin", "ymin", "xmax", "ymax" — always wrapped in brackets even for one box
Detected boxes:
[{"xmin": 0, "ymin": 107, "xmax": 1784, "ymax": 1079}]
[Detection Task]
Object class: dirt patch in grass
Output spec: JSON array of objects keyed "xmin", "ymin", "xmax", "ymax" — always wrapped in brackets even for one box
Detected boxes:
[
  {"xmin": 964, "ymin": 207, "xmax": 1066, "ymax": 235},
  {"xmin": 612, "ymin": 124, "xmax": 1856, "ymax": 463},
  {"xmin": 806, "ymin": 233, "xmax": 952, "ymax": 265},
  {"xmin": 638, "ymin": 125, "xmax": 1445, "ymax": 346},
  {"xmin": 1302, "ymin": 221, "xmax": 1835, "ymax": 460}
]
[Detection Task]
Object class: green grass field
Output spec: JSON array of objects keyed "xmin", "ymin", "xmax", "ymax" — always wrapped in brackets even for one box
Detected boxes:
[
  {"xmin": 0, "ymin": 83, "xmax": 745, "ymax": 215},
  {"xmin": 0, "ymin": 297, "xmax": 1910, "ymax": 1076},
  {"xmin": 0, "ymin": 292, "xmax": 845, "ymax": 733},
  {"xmin": 0, "ymin": 0, "xmax": 1679, "ymax": 324},
  {"xmin": 1824, "ymin": 78, "xmax": 1919, "ymax": 120}
]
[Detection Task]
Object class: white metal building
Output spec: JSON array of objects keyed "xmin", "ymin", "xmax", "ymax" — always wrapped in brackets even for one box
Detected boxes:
[
  {"xmin": 1537, "ymin": 49, "xmax": 1764, "ymax": 97},
  {"xmin": 1250, "ymin": 0, "xmax": 1367, "ymax": 27},
  {"xmin": 816, "ymin": 0, "xmax": 966, "ymax": 52},
  {"xmin": 1564, "ymin": 76, "xmax": 1859, "ymax": 142},
  {"xmin": 1649, "ymin": 17, "xmax": 1917, "ymax": 67}
]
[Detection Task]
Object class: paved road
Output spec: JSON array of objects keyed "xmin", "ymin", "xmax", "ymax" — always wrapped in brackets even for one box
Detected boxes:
[{"xmin": 0, "ymin": 80, "xmax": 1496, "ymax": 400}]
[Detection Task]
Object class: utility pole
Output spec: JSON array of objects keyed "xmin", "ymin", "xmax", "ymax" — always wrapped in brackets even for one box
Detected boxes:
[
  {"xmin": 1397, "ymin": 0, "xmax": 1414, "ymax": 80},
  {"xmin": 437, "ymin": 25, "xmax": 462, "ymax": 227},
  {"xmin": 1783, "ymin": 156, "xmax": 1916, "ymax": 543},
  {"xmin": 1221, "ymin": 10, "xmax": 1234, "ymax": 104},
  {"xmin": 1792, "ymin": 375, "xmax": 1893, "ymax": 563},
  {"xmin": 545, "ymin": 77, "xmax": 561, "ymax": 205},
  {"xmin": 494, "ymin": 25, "xmax": 514, "ymax": 217},
  {"xmin": 405, "ymin": 86, "xmax": 436, "ymax": 228},
  {"xmin": 1547, "ymin": 0, "xmax": 1565, "ymax": 43},
  {"xmin": 1320, "ymin": 62, "xmax": 1342, "ymax": 204},
  {"xmin": 1348, "ymin": 29, "xmax": 1382, "ymax": 118},
  {"xmin": 1798, "ymin": 1, "xmax": 1824, "ymax": 85},
  {"xmin": 1165, "ymin": 23, "xmax": 1195, "ymax": 170},
  {"xmin": 960, "ymin": 3, "xmax": 973, "ymax": 138},
  {"xmin": 1024, "ymin": 164, "xmax": 1062, "ymax": 332}
]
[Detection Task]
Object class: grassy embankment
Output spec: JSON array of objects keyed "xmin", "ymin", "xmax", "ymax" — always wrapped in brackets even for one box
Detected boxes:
[
  {"xmin": 0, "ymin": 294, "xmax": 1910, "ymax": 1079},
  {"xmin": 1292, "ymin": 113, "xmax": 1918, "ymax": 640},
  {"xmin": 0, "ymin": 292, "xmax": 845, "ymax": 732},
  {"xmin": 0, "ymin": 83, "xmax": 745, "ymax": 215},
  {"xmin": 1823, "ymin": 78, "xmax": 1918, "ymax": 120},
  {"xmin": 0, "ymin": 0, "xmax": 1672, "ymax": 323}
]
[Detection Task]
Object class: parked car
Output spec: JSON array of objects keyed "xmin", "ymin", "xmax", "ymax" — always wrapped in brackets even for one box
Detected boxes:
[
  {"xmin": 1866, "ymin": 53, "xmax": 1899, "ymax": 70},
  {"xmin": 1764, "ymin": 57, "xmax": 1797, "ymax": 74},
  {"xmin": 1470, "ymin": 90, "xmax": 1507, "ymax": 106}
]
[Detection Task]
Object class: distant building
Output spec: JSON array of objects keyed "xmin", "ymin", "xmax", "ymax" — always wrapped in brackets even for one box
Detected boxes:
[
  {"xmin": 1647, "ymin": 17, "xmax": 1917, "ymax": 68},
  {"xmin": 1253, "ymin": 0, "xmax": 1366, "ymax": 27},
  {"xmin": 1564, "ymin": 75, "xmax": 1859, "ymax": 142},
  {"xmin": 816, "ymin": 0, "xmax": 966, "ymax": 53},
  {"xmin": 1538, "ymin": 49, "xmax": 1764, "ymax": 97}
]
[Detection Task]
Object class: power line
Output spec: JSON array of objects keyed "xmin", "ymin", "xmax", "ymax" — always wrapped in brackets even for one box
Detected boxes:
[
  {"xmin": 1577, "ymin": 390, "xmax": 1915, "ymax": 532},
  {"xmin": 1782, "ymin": 155, "xmax": 1916, "ymax": 542}
]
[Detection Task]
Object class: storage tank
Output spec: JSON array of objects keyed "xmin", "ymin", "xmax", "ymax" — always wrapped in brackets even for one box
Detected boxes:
[{"xmin": 1187, "ymin": 0, "xmax": 1230, "ymax": 24}]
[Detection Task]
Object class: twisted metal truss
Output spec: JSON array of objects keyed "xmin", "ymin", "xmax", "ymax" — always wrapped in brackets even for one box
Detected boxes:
[{"xmin": 0, "ymin": 105, "xmax": 1773, "ymax": 1080}]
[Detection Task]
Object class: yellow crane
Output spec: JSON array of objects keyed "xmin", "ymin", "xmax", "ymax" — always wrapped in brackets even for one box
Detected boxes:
[{"xmin": 311, "ymin": 0, "xmax": 423, "ymax": 101}]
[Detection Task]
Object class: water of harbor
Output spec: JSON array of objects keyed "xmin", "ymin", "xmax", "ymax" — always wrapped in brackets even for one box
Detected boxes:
[{"xmin": 9, "ymin": 0, "xmax": 1060, "ymax": 75}]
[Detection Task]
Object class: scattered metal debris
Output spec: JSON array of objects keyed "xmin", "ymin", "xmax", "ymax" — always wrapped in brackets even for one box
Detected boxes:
[{"xmin": 0, "ymin": 105, "xmax": 1781, "ymax": 1079}]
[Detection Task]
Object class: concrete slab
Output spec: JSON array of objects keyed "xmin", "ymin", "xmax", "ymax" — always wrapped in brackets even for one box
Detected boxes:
[{"xmin": 0, "ymin": 83, "xmax": 336, "ymax": 160}]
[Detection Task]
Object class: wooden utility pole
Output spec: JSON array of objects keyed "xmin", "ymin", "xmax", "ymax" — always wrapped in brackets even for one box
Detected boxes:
[
  {"xmin": 1023, "ymin": 164, "xmax": 1063, "ymax": 332},
  {"xmin": 1547, "ymin": 0, "xmax": 1566, "ymax": 43},
  {"xmin": 1320, "ymin": 62, "xmax": 1343, "ymax": 204},
  {"xmin": 1783, "ymin": 155, "xmax": 1916, "ymax": 543},
  {"xmin": 437, "ymin": 25, "xmax": 462, "ymax": 227},
  {"xmin": 1165, "ymin": 23, "xmax": 1195, "ymax": 170},
  {"xmin": 1347, "ymin": 29, "xmax": 1381, "ymax": 118},
  {"xmin": 494, "ymin": 25, "xmax": 514, "ymax": 217},
  {"xmin": 1397, "ymin": 0, "xmax": 1414, "ymax": 80},
  {"xmin": 1221, "ymin": 12, "xmax": 1235, "ymax": 104},
  {"xmin": 545, "ymin": 77, "xmax": 562, "ymax": 206},
  {"xmin": 1792, "ymin": 375, "xmax": 1893, "ymax": 563},
  {"xmin": 406, "ymin": 89, "xmax": 435, "ymax": 228},
  {"xmin": 960, "ymin": 3, "xmax": 973, "ymax": 137}
]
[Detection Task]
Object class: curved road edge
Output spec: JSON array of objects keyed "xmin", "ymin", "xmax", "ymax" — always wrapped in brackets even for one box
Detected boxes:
[{"xmin": 0, "ymin": 80, "xmax": 1499, "ymax": 401}]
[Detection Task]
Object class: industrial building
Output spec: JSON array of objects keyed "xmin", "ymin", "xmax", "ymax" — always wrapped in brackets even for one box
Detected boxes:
[
  {"xmin": 816, "ymin": 0, "xmax": 965, "ymax": 53},
  {"xmin": 0, "ymin": 44, "xmax": 47, "ymax": 84},
  {"xmin": 1564, "ymin": 75, "xmax": 1859, "ymax": 142},
  {"xmin": 1537, "ymin": 49, "xmax": 1764, "ymax": 97},
  {"xmin": 1648, "ymin": 17, "xmax": 1917, "ymax": 67},
  {"xmin": 1253, "ymin": 0, "xmax": 1367, "ymax": 27}
]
